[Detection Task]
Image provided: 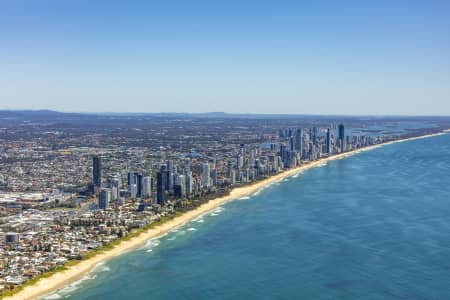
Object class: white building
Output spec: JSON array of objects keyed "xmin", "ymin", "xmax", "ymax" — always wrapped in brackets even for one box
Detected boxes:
[{"xmin": 202, "ymin": 163, "xmax": 210, "ymax": 188}]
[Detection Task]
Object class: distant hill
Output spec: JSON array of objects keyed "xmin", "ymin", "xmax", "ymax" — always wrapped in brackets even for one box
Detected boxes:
[{"xmin": 0, "ymin": 109, "xmax": 448, "ymax": 121}]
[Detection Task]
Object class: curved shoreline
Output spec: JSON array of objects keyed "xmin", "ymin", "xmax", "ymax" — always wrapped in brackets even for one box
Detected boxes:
[{"xmin": 5, "ymin": 131, "xmax": 448, "ymax": 300}]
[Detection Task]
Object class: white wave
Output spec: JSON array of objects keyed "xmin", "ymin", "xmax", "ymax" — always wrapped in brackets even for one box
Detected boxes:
[
  {"xmin": 187, "ymin": 227, "xmax": 196, "ymax": 231},
  {"xmin": 192, "ymin": 216, "xmax": 204, "ymax": 222},
  {"xmin": 167, "ymin": 236, "xmax": 177, "ymax": 241},
  {"xmin": 196, "ymin": 219, "xmax": 204, "ymax": 223},
  {"xmin": 146, "ymin": 249, "xmax": 153, "ymax": 252},
  {"xmin": 239, "ymin": 196, "xmax": 250, "ymax": 200},
  {"xmin": 42, "ymin": 272, "xmax": 98, "ymax": 299},
  {"xmin": 264, "ymin": 183, "xmax": 274, "ymax": 189},
  {"xmin": 210, "ymin": 213, "xmax": 219, "ymax": 216},
  {"xmin": 93, "ymin": 263, "xmax": 110, "ymax": 273},
  {"xmin": 140, "ymin": 237, "xmax": 162, "ymax": 250},
  {"xmin": 42, "ymin": 293, "xmax": 62, "ymax": 300}
]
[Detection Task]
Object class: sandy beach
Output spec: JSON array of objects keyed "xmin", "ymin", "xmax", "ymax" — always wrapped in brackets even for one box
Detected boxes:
[{"xmin": 4, "ymin": 130, "xmax": 448, "ymax": 300}]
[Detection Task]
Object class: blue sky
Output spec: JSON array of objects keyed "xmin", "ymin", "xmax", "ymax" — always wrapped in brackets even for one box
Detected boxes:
[{"xmin": 1, "ymin": 0, "xmax": 449, "ymax": 115}]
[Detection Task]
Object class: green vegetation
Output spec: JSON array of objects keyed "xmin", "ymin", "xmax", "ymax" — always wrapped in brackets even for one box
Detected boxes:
[
  {"xmin": 0, "ymin": 177, "xmax": 270, "ymax": 298},
  {"xmin": 0, "ymin": 265, "xmax": 69, "ymax": 298},
  {"xmin": 0, "ymin": 212, "xmax": 180, "ymax": 299}
]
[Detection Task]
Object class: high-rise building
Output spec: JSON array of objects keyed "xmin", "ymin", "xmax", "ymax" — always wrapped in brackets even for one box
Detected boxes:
[
  {"xmin": 98, "ymin": 188, "xmax": 111, "ymax": 210},
  {"xmin": 158, "ymin": 164, "xmax": 170, "ymax": 191},
  {"xmin": 294, "ymin": 128, "xmax": 303, "ymax": 157},
  {"xmin": 202, "ymin": 163, "xmax": 210, "ymax": 188},
  {"xmin": 210, "ymin": 169, "xmax": 217, "ymax": 186},
  {"xmin": 142, "ymin": 176, "xmax": 152, "ymax": 198},
  {"xmin": 128, "ymin": 172, "xmax": 143, "ymax": 197},
  {"xmin": 128, "ymin": 172, "xmax": 136, "ymax": 190},
  {"xmin": 110, "ymin": 186, "xmax": 118, "ymax": 201},
  {"xmin": 178, "ymin": 175, "xmax": 186, "ymax": 197},
  {"xmin": 236, "ymin": 154, "xmax": 243, "ymax": 170},
  {"xmin": 111, "ymin": 173, "xmax": 121, "ymax": 189},
  {"xmin": 130, "ymin": 184, "xmax": 137, "ymax": 199},
  {"xmin": 338, "ymin": 124, "xmax": 345, "ymax": 152},
  {"xmin": 338, "ymin": 124, "xmax": 345, "ymax": 140},
  {"xmin": 167, "ymin": 160, "xmax": 175, "ymax": 191},
  {"xmin": 186, "ymin": 173, "xmax": 193, "ymax": 196},
  {"xmin": 227, "ymin": 160, "xmax": 233, "ymax": 177},
  {"xmin": 230, "ymin": 170, "xmax": 236, "ymax": 185},
  {"xmin": 279, "ymin": 144, "xmax": 289, "ymax": 167},
  {"xmin": 136, "ymin": 173, "xmax": 143, "ymax": 197},
  {"xmin": 289, "ymin": 136, "xmax": 295, "ymax": 152},
  {"xmin": 156, "ymin": 168, "xmax": 166, "ymax": 206},
  {"xmin": 92, "ymin": 156, "xmax": 102, "ymax": 187},
  {"xmin": 326, "ymin": 128, "xmax": 332, "ymax": 154},
  {"xmin": 173, "ymin": 184, "xmax": 183, "ymax": 198},
  {"xmin": 312, "ymin": 127, "xmax": 318, "ymax": 145}
]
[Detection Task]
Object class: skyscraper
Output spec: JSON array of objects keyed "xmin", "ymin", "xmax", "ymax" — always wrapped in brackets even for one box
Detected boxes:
[
  {"xmin": 92, "ymin": 156, "xmax": 102, "ymax": 187},
  {"xmin": 136, "ymin": 173, "xmax": 143, "ymax": 197},
  {"xmin": 156, "ymin": 170, "xmax": 166, "ymax": 206},
  {"xmin": 142, "ymin": 176, "xmax": 152, "ymax": 198},
  {"xmin": 326, "ymin": 128, "xmax": 331, "ymax": 154},
  {"xmin": 127, "ymin": 172, "xmax": 143, "ymax": 197},
  {"xmin": 167, "ymin": 160, "xmax": 174, "ymax": 191},
  {"xmin": 338, "ymin": 124, "xmax": 345, "ymax": 152},
  {"xmin": 130, "ymin": 183, "xmax": 137, "ymax": 199},
  {"xmin": 156, "ymin": 165, "xmax": 167, "ymax": 206},
  {"xmin": 294, "ymin": 128, "xmax": 303, "ymax": 157},
  {"xmin": 227, "ymin": 160, "xmax": 233, "ymax": 177},
  {"xmin": 110, "ymin": 173, "xmax": 121, "ymax": 200},
  {"xmin": 98, "ymin": 188, "xmax": 111, "ymax": 210},
  {"xmin": 210, "ymin": 169, "xmax": 217, "ymax": 186},
  {"xmin": 202, "ymin": 163, "xmax": 210, "ymax": 188},
  {"xmin": 236, "ymin": 154, "xmax": 243, "ymax": 170},
  {"xmin": 338, "ymin": 124, "xmax": 345, "ymax": 140},
  {"xmin": 178, "ymin": 174, "xmax": 186, "ymax": 197},
  {"xmin": 289, "ymin": 136, "xmax": 295, "ymax": 152},
  {"xmin": 158, "ymin": 164, "xmax": 170, "ymax": 191},
  {"xmin": 186, "ymin": 173, "xmax": 193, "ymax": 196},
  {"xmin": 312, "ymin": 127, "xmax": 318, "ymax": 145}
]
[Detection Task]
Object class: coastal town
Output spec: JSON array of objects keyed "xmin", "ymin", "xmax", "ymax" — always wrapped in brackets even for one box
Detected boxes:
[{"xmin": 0, "ymin": 111, "xmax": 448, "ymax": 297}]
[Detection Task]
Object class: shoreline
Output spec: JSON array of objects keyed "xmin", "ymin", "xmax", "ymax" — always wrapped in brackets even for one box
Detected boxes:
[{"xmin": 5, "ymin": 130, "xmax": 448, "ymax": 300}]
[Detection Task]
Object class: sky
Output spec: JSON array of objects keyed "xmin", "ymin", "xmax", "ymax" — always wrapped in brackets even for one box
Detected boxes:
[{"xmin": 0, "ymin": 0, "xmax": 449, "ymax": 115}]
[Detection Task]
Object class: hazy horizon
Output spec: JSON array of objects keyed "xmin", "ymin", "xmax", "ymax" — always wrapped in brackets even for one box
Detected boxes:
[{"xmin": 3, "ymin": 108, "xmax": 450, "ymax": 118}]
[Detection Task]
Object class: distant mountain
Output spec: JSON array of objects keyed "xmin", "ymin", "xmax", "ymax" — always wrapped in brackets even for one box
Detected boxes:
[{"xmin": 0, "ymin": 109, "xmax": 448, "ymax": 121}]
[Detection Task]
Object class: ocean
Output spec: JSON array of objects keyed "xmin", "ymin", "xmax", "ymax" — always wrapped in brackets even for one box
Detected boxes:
[{"xmin": 45, "ymin": 133, "xmax": 450, "ymax": 299}]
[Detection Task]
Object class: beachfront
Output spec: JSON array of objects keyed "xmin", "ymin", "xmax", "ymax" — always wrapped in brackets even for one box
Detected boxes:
[{"xmin": 4, "ymin": 130, "xmax": 448, "ymax": 300}]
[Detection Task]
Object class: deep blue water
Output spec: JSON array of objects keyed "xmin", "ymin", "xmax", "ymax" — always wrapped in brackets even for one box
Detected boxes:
[{"xmin": 47, "ymin": 134, "xmax": 450, "ymax": 300}]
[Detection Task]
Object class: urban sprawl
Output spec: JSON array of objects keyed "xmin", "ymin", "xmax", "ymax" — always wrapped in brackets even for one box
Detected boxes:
[{"xmin": 0, "ymin": 112, "xmax": 445, "ymax": 294}]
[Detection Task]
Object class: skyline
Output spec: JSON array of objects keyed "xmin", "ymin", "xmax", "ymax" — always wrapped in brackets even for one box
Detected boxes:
[
  {"xmin": 1, "ymin": 0, "xmax": 450, "ymax": 115},
  {"xmin": 1, "ymin": 107, "xmax": 449, "ymax": 299}
]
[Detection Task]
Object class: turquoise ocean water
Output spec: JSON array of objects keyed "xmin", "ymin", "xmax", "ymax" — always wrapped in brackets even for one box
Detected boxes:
[{"xmin": 45, "ymin": 133, "xmax": 450, "ymax": 299}]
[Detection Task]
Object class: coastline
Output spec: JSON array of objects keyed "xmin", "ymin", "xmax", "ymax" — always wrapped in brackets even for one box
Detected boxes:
[{"xmin": 5, "ymin": 131, "xmax": 448, "ymax": 300}]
